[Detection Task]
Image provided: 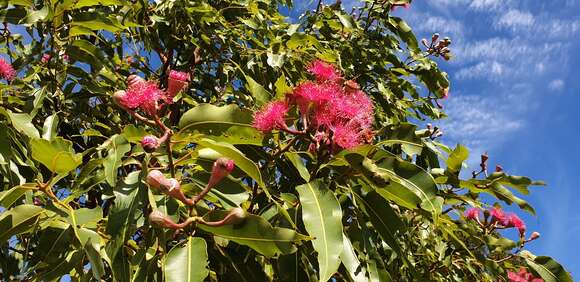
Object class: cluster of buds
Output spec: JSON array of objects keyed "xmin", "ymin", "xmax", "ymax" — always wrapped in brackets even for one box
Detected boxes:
[
  {"xmin": 146, "ymin": 158, "xmax": 235, "ymax": 206},
  {"xmin": 148, "ymin": 207, "xmax": 248, "ymax": 230},
  {"xmin": 465, "ymin": 206, "xmax": 538, "ymax": 240},
  {"xmin": 416, "ymin": 123, "xmax": 444, "ymax": 140},
  {"xmin": 421, "ymin": 33, "xmax": 452, "ymax": 61},
  {"xmin": 472, "ymin": 152, "xmax": 504, "ymax": 178},
  {"xmin": 507, "ymin": 267, "xmax": 544, "ymax": 282}
]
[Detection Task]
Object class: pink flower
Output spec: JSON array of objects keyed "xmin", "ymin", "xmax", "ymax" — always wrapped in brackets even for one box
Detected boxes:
[
  {"xmin": 465, "ymin": 207, "xmax": 480, "ymax": 221},
  {"xmin": 121, "ymin": 77, "xmax": 164, "ymax": 116},
  {"xmin": 41, "ymin": 54, "xmax": 51, "ymax": 64},
  {"xmin": 61, "ymin": 54, "xmax": 69, "ymax": 62},
  {"xmin": 292, "ymin": 81, "xmax": 339, "ymax": 113},
  {"xmin": 508, "ymin": 267, "xmax": 543, "ymax": 282},
  {"xmin": 332, "ymin": 124, "xmax": 361, "ymax": 149},
  {"xmin": 252, "ymin": 100, "xmax": 289, "ymax": 132},
  {"xmin": 506, "ymin": 213, "xmax": 526, "ymax": 236},
  {"xmin": 141, "ymin": 135, "xmax": 159, "ymax": 153},
  {"xmin": 0, "ymin": 57, "xmax": 16, "ymax": 81},
  {"xmin": 307, "ymin": 60, "xmax": 341, "ymax": 82},
  {"xmin": 490, "ymin": 207, "xmax": 508, "ymax": 225},
  {"xmin": 166, "ymin": 70, "xmax": 189, "ymax": 102}
]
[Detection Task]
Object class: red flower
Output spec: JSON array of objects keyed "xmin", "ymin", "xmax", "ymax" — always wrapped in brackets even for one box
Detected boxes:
[
  {"xmin": 0, "ymin": 57, "xmax": 16, "ymax": 81},
  {"xmin": 166, "ymin": 70, "xmax": 189, "ymax": 102},
  {"xmin": 508, "ymin": 267, "xmax": 544, "ymax": 282},
  {"xmin": 307, "ymin": 60, "xmax": 342, "ymax": 82},
  {"xmin": 119, "ymin": 76, "xmax": 164, "ymax": 116},
  {"xmin": 252, "ymin": 100, "xmax": 289, "ymax": 132},
  {"xmin": 465, "ymin": 207, "xmax": 481, "ymax": 221},
  {"xmin": 331, "ymin": 124, "xmax": 361, "ymax": 149},
  {"xmin": 506, "ymin": 213, "xmax": 526, "ymax": 236},
  {"xmin": 41, "ymin": 54, "xmax": 51, "ymax": 64},
  {"xmin": 490, "ymin": 207, "xmax": 508, "ymax": 225}
]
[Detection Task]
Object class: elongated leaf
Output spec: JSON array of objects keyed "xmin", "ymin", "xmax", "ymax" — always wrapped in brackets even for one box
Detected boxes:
[
  {"xmin": 285, "ymin": 152, "xmax": 310, "ymax": 182},
  {"xmin": 6, "ymin": 110, "xmax": 39, "ymax": 138},
  {"xmin": 198, "ymin": 210, "xmax": 308, "ymax": 258},
  {"xmin": 42, "ymin": 113, "xmax": 59, "ymax": 140},
  {"xmin": 296, "ymin": 179, "xmax": 343, "ymax": 282},
  {"xmin": 0, "ymin": 183, "xmax": 36, "ymax": 208},
  {"xmin": 178, "ymin": 104, "xmax": 264, "ymax": 145},
  {"xmin": 164, "ymin": 237, "xmax": 209, "ymax": 282},
  {"xmin": 102, "ymin": 134, "xmax": 130, "ymax": 186},
  {"xmin": 197, "ymin": 138, "xmax": 265, "ymax": 188},
  {"xmin": 30, "ymin": 137, "xmax": 82, "ymax": 174},
  {"xmin": 0, "ymin": 204, "xmax": 44, "ymax": 241},
  {"xmin": 446, "ymin": 144, "xmax": 468, "ymax": 174},
  {"xmin": 340, "ymin": 233, "xmax": 368, "ymax": 282},
  {"xmin": 520, "ymin": 251, "xmax": 573, "ymax": 282}
]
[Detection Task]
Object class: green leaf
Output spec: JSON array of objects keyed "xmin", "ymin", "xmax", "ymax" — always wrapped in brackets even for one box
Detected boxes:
[
  {"xmin": 274, "ymin": 74, "xmax": 292, "ymax": 99},
  {"xmin": 196, "ymin": 138, "xmax": 265, "ymax": 188},
  {"xmin": 296, "ymin": 179, "xmax": 343, "ymax": 282},
  {"xmin": 178, "ymin": 104, "xmax": 264, "ymax": 145},
  {"xmin": 42, "ymin": 113, "xmax": 59, "ymax": 140},
  {"xmin": 340, "ymin": 233, "xmax": 368, "ymax": 282},
  {"xmin": 521, "ymin": 251, "xmax": 573, "ymax": 282},
  {"xmin": 30, "ymin": 137, "xmax": 82, "ymax": 174},
  {"xmin": 352, "ymin": 188, "xmax": 406, "ymax": 258},
  {"xmin": 285, "ymin": 152, "xmax": 310, "ymax": 182},
  {"xmin": 102, "ymin": 134, "xmax": 130, "ymax": 186},
  {"xmin": 164, "ymin": 237, "xmax": 209, "ymax": 282},
  {"xmin": 0, "ymin": 204, "xmax": 44, "ymax": 242},
  {"xmin": 198, "ymin": 210, "xmax": 308, "ymax": 258},
  {"xmin": 245, "ymin": 75, "xmax": 271, "ymax": 106},
  {"xmin": 446, "ymin": 144, "xmax": 468, "ymax": 174},
  {"xmin": 122, "ymin": 125, "xmax": 148, "ymax": 144},
  {"xmin": 0, "ymin": 183, "xmax": 36, "ymax": 208},
  {"xmin": 334, "ymin": 11, "xmax": 356, "ymax": 29},
  {"xmin": 5, "ymin": 110, "xmax": 40, "ymax": 138}
]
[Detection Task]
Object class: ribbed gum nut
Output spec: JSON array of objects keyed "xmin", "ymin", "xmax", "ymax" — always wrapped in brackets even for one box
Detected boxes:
[
  {"xmin": 146, "ymin": 170, "xmax": 166, "ymax": 190},
  {"xmin": 113, "ymin": 90, "xmax": 127, "ymax": 107},
  {"xmin": 530, "ymin": 231, "xmax": 540, "ymax": 241},
  {"xmin": 141, "ymin": 135, "xmax": 159, "ymax": 153},
  {"xmin": 127, "ymin": 74, "xmax": 145, "ymax": 88}
]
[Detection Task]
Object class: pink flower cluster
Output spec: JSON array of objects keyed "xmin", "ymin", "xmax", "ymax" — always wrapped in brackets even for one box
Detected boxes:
[
  {"xmin": 114, "ymin": 70, "xmax": 190, "ymax": 116},
  {"xmin": 465, "ymin": 206, "xmax": 526, "ymax": 237},
  {"xmin": 390, "ymin": 3, "xmax": 411, "ymax": 11},
  {"xmin": 0, "ymin": 57, "xmax": 16, "ymax": 81},
  {"xmin": 507, "ymin": 267, "xmax": 544, "ymax": 282},
  {"xmin": 252, "ymin": 60, "xmax": 374, "ymax": 150}
]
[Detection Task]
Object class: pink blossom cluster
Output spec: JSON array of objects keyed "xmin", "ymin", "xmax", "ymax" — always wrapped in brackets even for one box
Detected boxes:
[
  {"xmin": 507, "ymin": 267, "xmax": 544, "ymax": 282},
  {"xmin": 465, "ymin": 206, "xmax": 527, "ymax": 237},
  {"xmin": 390, "ymin": 3, "xmax": 411, "ymax": 11},
  {"xmin": 252, "ymin": 60, "xmax": 374, "ymax": 150},
  {"xmin": 114, "ymin": 70, "xmax": 189, "ymax": 117},
  {"xmin": 0, "ymin": 57, "xmax": 16, "ymax": 81}
]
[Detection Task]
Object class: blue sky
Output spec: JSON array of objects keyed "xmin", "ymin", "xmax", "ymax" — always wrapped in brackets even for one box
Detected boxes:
[{"xmin": 384, "ymin": 0, "xmax": 580, "ymax": 275}]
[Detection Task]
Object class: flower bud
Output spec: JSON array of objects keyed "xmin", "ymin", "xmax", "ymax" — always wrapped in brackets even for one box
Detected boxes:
[
  {"xmin": 198, "ymin": 208, "xmax": 248, "ymax": 227},
  {"xmin": 421, "ymin": 38, "xmax": 429, "ymax": 47},
  {"xmin": 113, "ymin": 90, "xmax": 129, "ymax": 109},
  {"xmin": 141, "ymin": 135, "xmax": 159, "ymax": 153},
  {"xmin": 166, "ymin": 70, "xmax": 189, "ymax": 102},
  {"xmin": 127, "ymin": 74, "xmax": 145, "ymax": 88},
  {"xmin": 41, "ymin": 54, "xmax": 51, "ymax": 64},
  {"xmin": 192, "ymin": 158, "xmax": 236, "ymax": 204},
  {"xmin": 495, "ymin": 165, "xmax": 504, "ymax": 172},
  {"xmin": 481, "ymin": 153, "xmax": 489, "ymax": 163},
  {"xmin": 146, "ymin": 170, "xmax": 165, "ymax": 190},
  {"xmin": 149, "ymin": 210, "xmax": 194, "ymax": 229},
  {"xmin": 529, "ymin": 231, "xmax": 540, "ymax": 241},
  {"xmin": 432, "ymin": 33, "xmax": 440, "ymax": 42}
]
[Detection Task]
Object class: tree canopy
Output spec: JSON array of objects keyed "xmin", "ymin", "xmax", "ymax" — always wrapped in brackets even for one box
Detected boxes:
[{"xmin": 0, "ymin": 0, "xmax": 572, "ymax": 281}]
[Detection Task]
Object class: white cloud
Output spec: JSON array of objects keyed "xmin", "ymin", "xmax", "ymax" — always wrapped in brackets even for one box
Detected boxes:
[
  {"xmin": 469, "ymin": 0, "xmax": 512, "ymax": 10},
  {"xmin": 455, "ymin": 61, "xmax": 506, "ymax": 80},
  {"xmin": 548, "ymin": 79, "xmax": 565, "ymax": 91},
  {"xmin": 439, "ymin": 94, "xmax": 523, "ymax": 150},
  {"xmin": 496, "ymin": 9, "xmax": 535, "ymax": 30}
]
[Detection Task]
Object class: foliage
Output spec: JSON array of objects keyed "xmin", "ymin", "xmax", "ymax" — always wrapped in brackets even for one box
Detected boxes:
[{"xmin": 0, "ymin": 0, "xmax": 571, "ymax": 281}]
